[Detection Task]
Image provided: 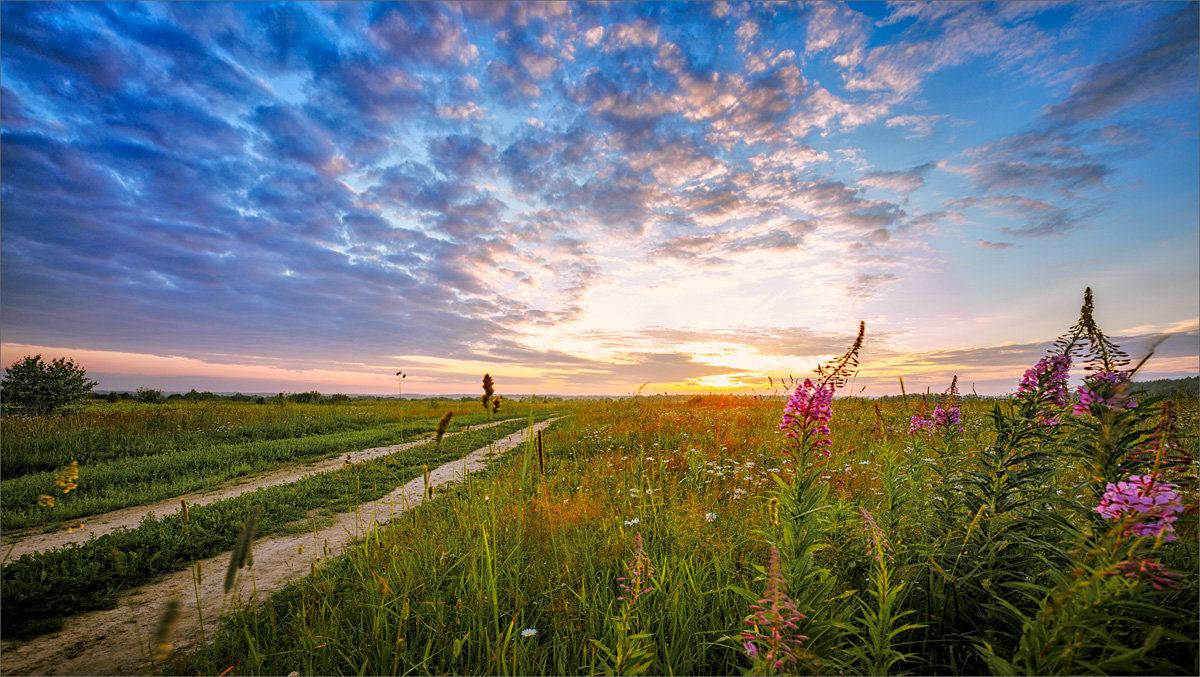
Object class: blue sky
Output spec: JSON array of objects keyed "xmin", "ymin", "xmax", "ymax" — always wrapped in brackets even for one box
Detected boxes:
[{"xmin": 2, "ymin": 1, "xmax": 1197, "ymax": 395}]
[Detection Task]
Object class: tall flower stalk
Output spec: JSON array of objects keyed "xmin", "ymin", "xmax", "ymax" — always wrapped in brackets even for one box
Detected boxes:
[
  {"xmin": 742, "ymin": 545, "xmax": 809, "ymax": 673},
  {"xmin": 778, "ymin": 321, "xmax": 864, "ymax": 460}
]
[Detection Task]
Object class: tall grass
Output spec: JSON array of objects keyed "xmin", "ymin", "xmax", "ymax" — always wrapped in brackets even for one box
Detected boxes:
[{"xmin": 180, "ymin": 386, "xmax": 1196, "ymax": 676}]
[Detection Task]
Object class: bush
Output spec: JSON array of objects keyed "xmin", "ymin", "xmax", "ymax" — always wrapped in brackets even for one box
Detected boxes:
[
  {"xmin": 135, "ymin": 387, "xmax": 165, "ymax": 404},
  {"xmin": 1, "ymin": 355, "xmax": 97, "ymax": 416}
]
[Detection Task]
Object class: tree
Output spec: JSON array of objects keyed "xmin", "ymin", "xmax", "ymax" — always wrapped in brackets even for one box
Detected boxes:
[
  {"xmin": 136, "ymin": 387, "xmax": 166, "ymax": 404},
  {"xmin": 1, "ymin": 354, "xmax": 97, "ymax": 416}
]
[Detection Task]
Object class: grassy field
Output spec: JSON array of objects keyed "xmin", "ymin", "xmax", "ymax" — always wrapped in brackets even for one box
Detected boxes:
[
  {"xmin": 1, "ymin": 402, "xmax": 518, "ymax": 531},
  {"xmin": 170, "ymin": 387, "xmax": 1196, "ymax": 676},
  {"xmin": 2, "ymin": 348, "xmax": 1197, "ymax": 674}
]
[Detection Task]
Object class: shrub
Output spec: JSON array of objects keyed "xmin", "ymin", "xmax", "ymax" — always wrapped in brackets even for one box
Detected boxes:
[{"xmin": 1, "ymin": 355, "xmax": 97, "ymax": 416}]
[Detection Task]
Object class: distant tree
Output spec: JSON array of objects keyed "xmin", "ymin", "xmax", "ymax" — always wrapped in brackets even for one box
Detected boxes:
[
  {"xmin": 1, "ymin": 354, "xmax": 97, "ymax": 416},
  {"xmin": 136, "ymin": 387, "xmax": 166, "ymax": 404}
]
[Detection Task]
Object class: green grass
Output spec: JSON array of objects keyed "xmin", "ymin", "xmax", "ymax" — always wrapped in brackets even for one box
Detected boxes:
[
  {"xmin": 1, "ymin": 411, "xmax": 522, "ymax": 531},
  {"xmin": 0, "ymin": 414, "xmax": 557, "ymax": 639},
  {"xmin": 178, "ymin": 393, "xmax": 1198, "ymax": 676}
]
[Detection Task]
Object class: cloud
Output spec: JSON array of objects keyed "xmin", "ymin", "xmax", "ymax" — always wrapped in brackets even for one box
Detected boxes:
[
  {"xmin": 857, "ymin": 162, "xmax": 935, "ymax": 198},
  {"xmin": 1044, "ymin": 3, "xmax": 1198, "ymax": 127},
  {"xmin": 366, "ymin": 2, "xmax": 478, "ymax": 66},
  {"xmin": 885, "ymin": 114, "xmax": 947, "ymax": 138}
]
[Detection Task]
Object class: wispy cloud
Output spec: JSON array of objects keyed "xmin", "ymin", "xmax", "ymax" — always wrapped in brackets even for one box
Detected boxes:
[{"xmin": 1, "ymin": 2, "xmax": 1194, "ymax": 394}]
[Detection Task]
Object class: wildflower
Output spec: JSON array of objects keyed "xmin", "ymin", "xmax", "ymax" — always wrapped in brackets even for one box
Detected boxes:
[
  {"xmin": 1107, "ymin": 557, "xmax": 1181, "ymax": 590},
  {"xmin": 38, "ymin": 494, "xmax": 55, "ymax": 507},
  {"xmin": 1016, "ymin": 354, "xmax": 1072, "ymax": 406},
  {"xmin": 742, "ymin": 546, "xmax": 808, "ymax": 671},
  {"xmin": 624, "ymin": 517, "xmax": 640, "ymax": 525},
  {"xmin": 859, "ymin": 507, "xmax": 892, "ymax": 562},
  {"xmin": 521, "ymin": 628, "xmax": 538, "ymax": 638},
  {"xmin": 1095, "ymin": 474, "xmax": 1184, "ymax": 540},
  {"xmin": 617, "ymin": 532, "xmax": 655, "ymax": 604},
  {"xmin": 54, "ymin": 460, "xmax": 80, "ymax": 494},
  {"xmin": 779, "ymin": 379, "xmax": 834, "ymax": 454},
  {"xmin": 705, "ymin": 512, "xmax": 716, "ymax": 522},
  {"xmin": 1073, "ymin": 370, "xmax": 1137, "ymax": 416}
]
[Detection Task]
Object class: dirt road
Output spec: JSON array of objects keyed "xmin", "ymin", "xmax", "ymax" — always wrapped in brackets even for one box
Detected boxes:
[
  {"xmin": 0, "ymin": 417, "xmax": 522, "ymax": 562},
  {"xmin": 0, "ymin": 418, "xmax": 559, "ymax": 676}
]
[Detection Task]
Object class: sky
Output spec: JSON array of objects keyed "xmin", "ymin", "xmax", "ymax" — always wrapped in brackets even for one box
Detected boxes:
[{"xmin": 1, "ymin": 1, "xmax": 1197, "ymax": 397}]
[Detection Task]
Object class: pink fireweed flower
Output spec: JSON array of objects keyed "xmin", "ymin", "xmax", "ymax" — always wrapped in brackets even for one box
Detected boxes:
[
  {"xmin": 1015, "ymin": 354, "xmax": 1072, "ymax": 424},
  {"xmin": 1073, "ymin": 370, "xmax": 1137, "ymax": 416},
  {"xmin": 742, "ymin": 546, "xmax": 808, "ymax": 671},
  {"xmin": 1095, "ymin": 474, "xmax": 1184, "ymax": 541},
  {"xmin": 908, "ymin": 405, "xmax": 962, "ymax": 436},
  {"xmin": 617, "ymin": 532, "xmax": 655, "ymax": 604},
  {"xmin": 1107, "ymin": 557, "xmax": 1182, "ymax": 590},
  {"xmin": 779, "ymin": 379, "xmax": 834, "ymax": 454}
]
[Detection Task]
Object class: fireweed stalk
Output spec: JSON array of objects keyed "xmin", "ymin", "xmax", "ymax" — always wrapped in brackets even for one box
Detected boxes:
[
  {"xmin": 742, "ymin": 545, "xmax": 809, "ymax": 673},
  {"xmin": 591, "ymin": 532, "xmax": 657, "ymax": 675},
  {"xmin": 1014, "ymin": 354, "xmax": 1072, "ymax": 425},
  {"xmin": 778, "ymin": 321, "xmax": 865, "ymax": 461},
  {"xmin": 1073, "ymin": 370, "xmax": 1138, "ymax": 417}
]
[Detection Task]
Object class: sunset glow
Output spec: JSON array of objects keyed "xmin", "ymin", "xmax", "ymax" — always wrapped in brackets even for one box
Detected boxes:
[{"xmin": 2, "ymin": 1, "xmax": 1197, "ymax": 396}]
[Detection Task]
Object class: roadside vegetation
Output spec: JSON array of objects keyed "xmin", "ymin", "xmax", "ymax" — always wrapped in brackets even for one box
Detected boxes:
[{"xmin": 1, "ymin": 413, "xmax": 558, "ymax": 638}]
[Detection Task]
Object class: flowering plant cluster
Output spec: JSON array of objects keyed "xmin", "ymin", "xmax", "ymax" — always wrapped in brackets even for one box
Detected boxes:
[
  {"xmin": 779, "ymin": 379, "xmax": 833, "ymax": 455},
  {"xmin": 859, "ymin": 507, "xmax": 892, "ymax": 563},
  {"xmin": 742, "ymin": 546, "xmax": 808, "ymax": 672},
  {"xmin": 1073, "ymin": 370, "xmax": 1137, "ymax": 416},
  {"xmin": 908, "ymin": 404, "xmax": 962, "ymax": 435},
  {"xmin": 1095, "ymin": 474, "xmax": 1184, "ymax": 541},
  {"xmin": 1014, "ymin": 354, "xmax": 1072, "ymax": 424},
  {"xmin": 617, "ymin": 532, "xmax": 656, "ymax": 605},
  {"xmin": 1107, "ymin": 557, "xmax": 1182, "ymax": 590}
]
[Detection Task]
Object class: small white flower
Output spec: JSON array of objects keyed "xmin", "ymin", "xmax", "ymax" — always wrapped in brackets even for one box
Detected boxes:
[
  {"xmin": 705, "ymin": 512, "xmax": 716, "ymax": 522},
  {"xmin": 522, "ymin": 628, "xmax": 538, "ymax": 638},
  {"xmin": 624, "ymin": 517, "xmax": 640, "ymax": 525}
]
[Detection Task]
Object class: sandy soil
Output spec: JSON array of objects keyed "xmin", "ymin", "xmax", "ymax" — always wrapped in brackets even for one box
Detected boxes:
[
  {"xmin": 0, "ymin": 417, "xmax": 519, "ymax": 562},
  {"xmin": 0, "ymin": 418, "xmax": 559, "ymax": 677}
]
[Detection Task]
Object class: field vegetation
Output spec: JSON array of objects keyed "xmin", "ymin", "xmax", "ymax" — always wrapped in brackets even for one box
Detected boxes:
[
  {"xmin": 2, "ymin": 290, "xmax": 1196, "ymax": 675},
  {"xmin": 174, "ymin": 294, "xmax": 1196, "ymax": 676}
]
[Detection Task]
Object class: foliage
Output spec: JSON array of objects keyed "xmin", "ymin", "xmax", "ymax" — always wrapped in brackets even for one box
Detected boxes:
[
  {"xmin": 135, "ymin": 387, "xmax": 165, "ymax": 404},
  {"xmin": 0, "ymin": 416, "xmax": 550, "ymax": 637},
  {"xmin": 1, "ymin": 354, "xmax": 97, "ymax": 416}
]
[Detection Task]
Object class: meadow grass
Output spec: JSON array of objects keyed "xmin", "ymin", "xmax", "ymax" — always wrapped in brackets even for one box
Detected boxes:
[
  {"xmin": 0, "ymin": 401, "xmax": 429, "ymax": 478},
  {"xmin": 1, "ymin": 409, "xmax": 516, "ymax": 531},
  {"xmin": 0, "ymin": 413, "xmax": 559, "ymax": 639},
  {"xmin": 179, "ymin": 391, "xmax": 1197, "ymax": 676}
]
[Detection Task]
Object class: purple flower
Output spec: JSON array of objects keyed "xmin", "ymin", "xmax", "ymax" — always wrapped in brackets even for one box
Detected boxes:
[
  {"xmin": 1095, "ymin": 474, "xmax": 1184, "ymax": 541},
  {"xmin": 617, "ymin": 532, "xmax": 655, "ymax": 604},
  {"xmin": 779, "ymin": 379, "xmax": 834, "ymax": 455},
  {"xmin": 860, "ymin": 507, "xmax": 892, "ymax": 563},
  {"xmin": 742, "ymin": 546, "xmax": 808, "ymax": 670},
  {"xmin": 1073, "ymin": 370, "xmax": 1137, "ymax": 416},
  {"xmin": 1108, "ymin": 557, "xmax": 1182, "ymax": 590},
  {"xmin": 908, "ymin": 405, "xmax": 962, "ymax": 436},
  {"xmin": 1015, "ymin": 355, "xmax": 1072, "ymax": 424}
]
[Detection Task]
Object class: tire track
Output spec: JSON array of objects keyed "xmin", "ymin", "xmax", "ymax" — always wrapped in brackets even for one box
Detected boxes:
[
  {"xmin": 0, "ymin": 418, "xmax": 558, "ymax": 677},
  {"xmin": 1, "ymin": 417, "xmax": 523, "ymax": 562}
]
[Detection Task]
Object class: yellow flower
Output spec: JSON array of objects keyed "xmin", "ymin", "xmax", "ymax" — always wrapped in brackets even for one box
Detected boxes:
[
  {"xmin": 38, "ymin": 494, "xmax": 55, "ymax": 507},
  {"xmin": 54, "ymin": 461, "xmax": 79, "ymax": 494}
]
